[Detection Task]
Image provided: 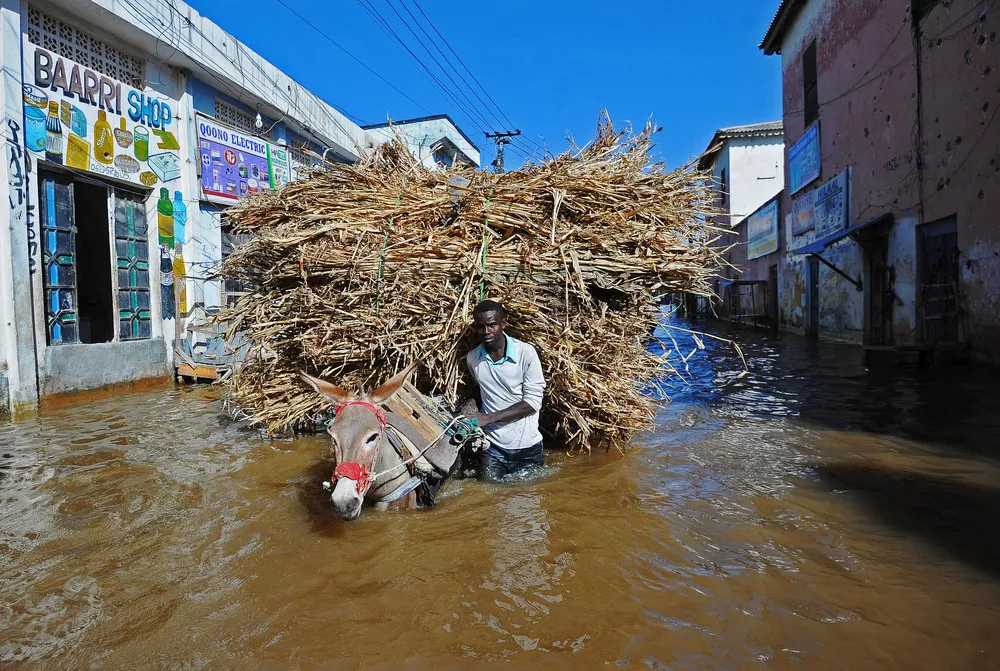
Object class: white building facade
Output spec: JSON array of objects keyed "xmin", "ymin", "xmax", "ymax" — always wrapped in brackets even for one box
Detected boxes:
[
  {"xmin": 698, "ymin": 122, "xmax": 785, "ymax": 323},
  {"xmin": 363, "ymin": 114, "xmax": 480, "ymax": 169},
  {"xmin": 699, "ymin": 122, "xmax": 785, "ymax": 227}
]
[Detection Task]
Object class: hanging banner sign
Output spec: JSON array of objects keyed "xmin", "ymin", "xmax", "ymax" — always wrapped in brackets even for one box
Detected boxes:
[
  {"xmin": 788, "ymin": 122, "xmax": 820, "ymax": 195},
  {"xmin": 196, "ymin": 113, "xmax": 291, "ymax": 205},
  {"xmin": 267, "ymin": 144, "xmax": 293, "ymax": 191},
  {"xmin": 813, "ymin": 169, "xmax": 849, "ymax": 238},
  {"xmin": 747, "ymin": 196, "xmax": 780, "ymax": 260},
  {"xmin": 22, "ymin": 45, "xmax": 182, "ymax": 188}
]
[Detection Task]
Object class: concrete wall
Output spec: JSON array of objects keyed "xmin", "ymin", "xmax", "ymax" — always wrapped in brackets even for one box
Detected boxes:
[
  {"xmin": 42, "ymin": 338, "xmax": 170, "ymax": 394},
  {"xmin": 0, "ymin": 0, "xmax": 39, "ymax": 412},
  {"xmin": 918, "ymin": 0, "xmax": 1000, "ymax": 357},
  {"xmin": 774, "ymin": 0, "xmax": 1000, "ymax": 355},
  {"xmin": 708, "ymin": 135, "xmax": 784, "ymax": 317},
  {"xmin": 727, "ymin": 138, "xmax": 785, "ymax": 225}
]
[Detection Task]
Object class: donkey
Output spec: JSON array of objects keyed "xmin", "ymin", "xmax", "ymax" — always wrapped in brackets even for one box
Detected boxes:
[{"xmin": 300, "ymin": 363, "xmax": 422, "ymax": 521}]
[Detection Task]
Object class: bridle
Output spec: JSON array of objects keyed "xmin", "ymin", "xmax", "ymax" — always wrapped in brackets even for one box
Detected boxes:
[{"xmin": 328, "ymin": 401, "xmax": 388, "ymax": 496}]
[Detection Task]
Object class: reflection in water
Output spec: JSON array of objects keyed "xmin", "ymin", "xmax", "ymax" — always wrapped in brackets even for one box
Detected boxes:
[
  {"xmin": 1, "ymin": 323, "xmax": 1000, "ymax": 668},
  {"xmin": 477, "ymin": 491, "xmax": 572, "ymax": 653}
]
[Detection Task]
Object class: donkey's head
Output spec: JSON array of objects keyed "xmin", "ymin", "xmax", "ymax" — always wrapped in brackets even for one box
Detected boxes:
[{"xmin": 300, "ymin": 363, "xmax": 417, "ymax": 521}]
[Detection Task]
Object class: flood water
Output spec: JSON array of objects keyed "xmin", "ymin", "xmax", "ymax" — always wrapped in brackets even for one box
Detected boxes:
[{"xmin": 3, "ymin": 322, "xmax": 1000, "ymax": 669}]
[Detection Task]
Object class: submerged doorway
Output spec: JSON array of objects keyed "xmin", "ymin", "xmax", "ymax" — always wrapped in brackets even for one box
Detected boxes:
[
  {"xmin": 807, "ymin": 256, "xmax": 819, "ymax": 338},
  {"xmin": 919, "ymin": 216, "xmax": 960, "ymax": 345},
  {"xmin": 865, "ymin": 236, "xmax": 893, "ymax": 347}
]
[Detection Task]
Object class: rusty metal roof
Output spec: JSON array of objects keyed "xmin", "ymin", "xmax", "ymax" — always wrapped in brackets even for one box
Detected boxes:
[{"xmin": 759, "ymin": 0, "xmax": 808, "ymax": 55}]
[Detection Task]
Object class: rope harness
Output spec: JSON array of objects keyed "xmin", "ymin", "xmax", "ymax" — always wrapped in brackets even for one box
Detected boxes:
[{"xmin": 326, "ymin": 401, "xmax": 464, "ymax": 501}]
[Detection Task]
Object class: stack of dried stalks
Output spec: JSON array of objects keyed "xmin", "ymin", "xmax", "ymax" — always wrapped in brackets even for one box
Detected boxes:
[{"xmin": 217, "ymin": 115, "xmax": 726, "ymax": 451}]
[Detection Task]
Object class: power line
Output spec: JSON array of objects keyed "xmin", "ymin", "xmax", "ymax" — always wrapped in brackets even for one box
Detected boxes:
[
  {"xmin": 411, "ymin": 0, "xmax": 516, "ymax": 130},
  {"xmin": 126, "ymin": 0, "xmax": 363, "ymax": 153},
  {"xmin": 273, "ymin": 0, "xmax": 433, "ymax": 116},
  {"xmin": 354, "ymin": 0, "xmax": 493, "ymax": 136},
  {"xmin": 395, "ymin": 0, "xmax": 507, "ymax": 131},
  {"xmin": 403, "ymin": 0, "xmax": 547, "ymax": 157},
  {"xmin": 353, "ymin": 0, "xmax": 532, "ymax": 164}
]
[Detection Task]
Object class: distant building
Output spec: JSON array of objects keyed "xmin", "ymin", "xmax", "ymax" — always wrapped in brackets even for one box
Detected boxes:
[
  {"xmin": 761, "ymin": 0, "xmax": 1000, "ymax": 359},
  {"xmin": 699, "ymin": 122, "xmax": 785, "ymax": 325},
  {"xmin": 364, "ymin": 114, "xmax": 481, "ymax": 169}
]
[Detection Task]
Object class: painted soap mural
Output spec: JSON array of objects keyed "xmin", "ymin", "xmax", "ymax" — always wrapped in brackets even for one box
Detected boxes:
[
  {"xmin": 23, "ymin": 45, "xmax": 183, "ymax": 189},
  {"xmin": 196, "ymin": 113, "xmax": 292, "ymax": 205}
]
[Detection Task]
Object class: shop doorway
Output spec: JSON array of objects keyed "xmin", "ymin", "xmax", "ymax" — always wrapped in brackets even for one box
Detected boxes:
[
  {"xmin": 74, "ymin": 181, "xmax": 114, "ymax": 343},
  {"xmin": 865, "ymin": 236, "xmax": 892, "ymax": 347}
]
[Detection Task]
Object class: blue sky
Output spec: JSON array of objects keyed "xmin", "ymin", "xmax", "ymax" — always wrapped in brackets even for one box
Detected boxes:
[{"xmin": 187, "ymin": 0, "xmax": 783, "ymax": 169}]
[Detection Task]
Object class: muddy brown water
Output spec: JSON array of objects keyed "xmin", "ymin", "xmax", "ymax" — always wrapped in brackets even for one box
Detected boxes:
[{"xmin": 3, "ymin": 323, "xmax": 1000, "ymax": 669}]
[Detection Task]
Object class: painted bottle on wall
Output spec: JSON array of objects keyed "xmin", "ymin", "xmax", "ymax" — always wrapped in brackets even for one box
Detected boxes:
[
  {"xmin": 134, "ymin": 126, "xmax": 149, "ymax": 161},
  {"xmin": 157, "ymin": 188, "xmax": 173, "ymax": 248},
  {"xmin": 94, "ymin": 110, "xmax": 114, "ymax": 165},
  {"xmin": 45, "ymin": 101, "xmax": 63, "ymax": 164},
  {"xmin": 171, "ymin": 192, "xmax": 187, "ymax": 315},
  {"xmin": 173, "ymin": 244, "xmax": 186, "ymax": 316},
  {"xmin": 172, "ymin": 191, "xmax": 187, "ymax": 245}
]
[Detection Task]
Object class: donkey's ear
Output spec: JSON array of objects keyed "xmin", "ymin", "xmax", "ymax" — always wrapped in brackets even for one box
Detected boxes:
[
  {"xmin": 299, "ymin": 370, "xmax": 352, "ymax": 404},
  {"xmin": 369, "ymin": 362, "xmax": 418, "ymax": 404}
]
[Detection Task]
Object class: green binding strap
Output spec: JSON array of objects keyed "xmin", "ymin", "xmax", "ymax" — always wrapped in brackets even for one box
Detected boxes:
[
  {"xmin": 377, "ymin": 193, "xmax": 403, "ymax": 316},
  {"xmin": 480, "ymin": 192, "xmax": 492, "ymax": 301}
]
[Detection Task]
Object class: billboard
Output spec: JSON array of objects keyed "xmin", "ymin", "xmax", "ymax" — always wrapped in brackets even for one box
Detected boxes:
[
  {"xmin": 747, "ymin": 197, "xmax": 780, "ymax": 260},
  {"xmin": 788, "ymin": 122, "xmax": 820, "ymax": 194},
  {"xmin": 196, "ymin": 113, "xmax": 293, "ymax": 205},
  {"xmin": 813, "ymin": 169, "xmax": 849, "ymax": 238},
  {"xmin": 791, "ymin": 188, "xmax": 815, "ymax": 236}
]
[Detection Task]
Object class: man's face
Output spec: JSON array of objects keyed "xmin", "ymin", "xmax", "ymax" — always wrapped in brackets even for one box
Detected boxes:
[{"xmin": 473, "ymin": 310, "xmax": 506, "ymax": 349}]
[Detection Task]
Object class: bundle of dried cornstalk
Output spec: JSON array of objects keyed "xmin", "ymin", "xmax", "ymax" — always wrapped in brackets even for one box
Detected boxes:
[{"xmin": 216, "ymin": 116, "xmax": 726, "ymax": 451}]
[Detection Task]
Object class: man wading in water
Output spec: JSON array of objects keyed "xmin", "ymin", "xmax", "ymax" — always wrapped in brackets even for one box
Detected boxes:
[{"xmin": 463, "ymin": 300, "xmax": 547, "ymax": 482}]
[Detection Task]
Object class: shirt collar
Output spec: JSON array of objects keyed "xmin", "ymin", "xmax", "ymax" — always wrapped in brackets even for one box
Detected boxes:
[{"xmin": 479, "ymin": 333, "xmax": 517, "ymax": 364}]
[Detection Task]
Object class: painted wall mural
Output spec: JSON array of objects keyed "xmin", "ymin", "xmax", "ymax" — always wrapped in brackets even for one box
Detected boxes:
[
  {"xmin": 23, "ymin": 46, "xmax": 182, "ymax": 189},
  {"xmin": 23, "ymin": 43, "xmax": 189, "ymax": 330},
  {"xmin": 196, "ymin": 113, "xmax": 292, "ymax": 205}
]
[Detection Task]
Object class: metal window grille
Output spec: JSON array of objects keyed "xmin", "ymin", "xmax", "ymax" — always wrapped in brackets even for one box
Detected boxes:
[
  {"xmin": 291, "ymin": 146, "xmax": 317, "ymax": 178},
  {"xmin": 114, "ymin": 190, "xmax": 152, "ymax": 340},
  {"xmin": 214, "ymin": 99, "xmax": 255, "ymax": 133},
  {"xmin": 27, "ymin": 5, "xmax": 145, "ymax": 89},
  {"xmin": 40, "ymin": 173, "xmax": 79, "ymax": 345},
  {"xmin": 221, "ymin": 225, "xmax": 253, "ymax": 306}
]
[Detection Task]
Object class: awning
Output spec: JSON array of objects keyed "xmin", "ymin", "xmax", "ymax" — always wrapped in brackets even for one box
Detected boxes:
[
  {"xmin": 719, "ymin": 279, "xmax": 767, "ymax": 288},
  {"xmin": 792, "ymin": 213, "xmax": 894, "ymax": 255}
]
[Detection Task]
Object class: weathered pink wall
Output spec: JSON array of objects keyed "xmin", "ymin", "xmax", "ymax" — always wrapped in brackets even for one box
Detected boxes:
[{"xmin": 775, "ymin": 0, "xmax": 1000, "ymax": 356}]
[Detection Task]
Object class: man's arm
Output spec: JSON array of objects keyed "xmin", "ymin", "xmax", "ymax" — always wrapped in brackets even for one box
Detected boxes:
[{"xmin": 471, "ymin": 400, "xmax": 536, "ymax": 427}]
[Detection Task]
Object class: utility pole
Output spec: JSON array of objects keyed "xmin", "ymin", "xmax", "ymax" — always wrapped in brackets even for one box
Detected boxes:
[{"xmin": 485, "ymin": 130, "xmax": 520, "ymax": 173}]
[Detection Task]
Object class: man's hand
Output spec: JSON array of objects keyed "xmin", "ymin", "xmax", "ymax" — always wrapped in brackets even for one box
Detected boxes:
[{"xmin": 458, "ymin": 398, "xmax": 480, "ymax": 417}]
